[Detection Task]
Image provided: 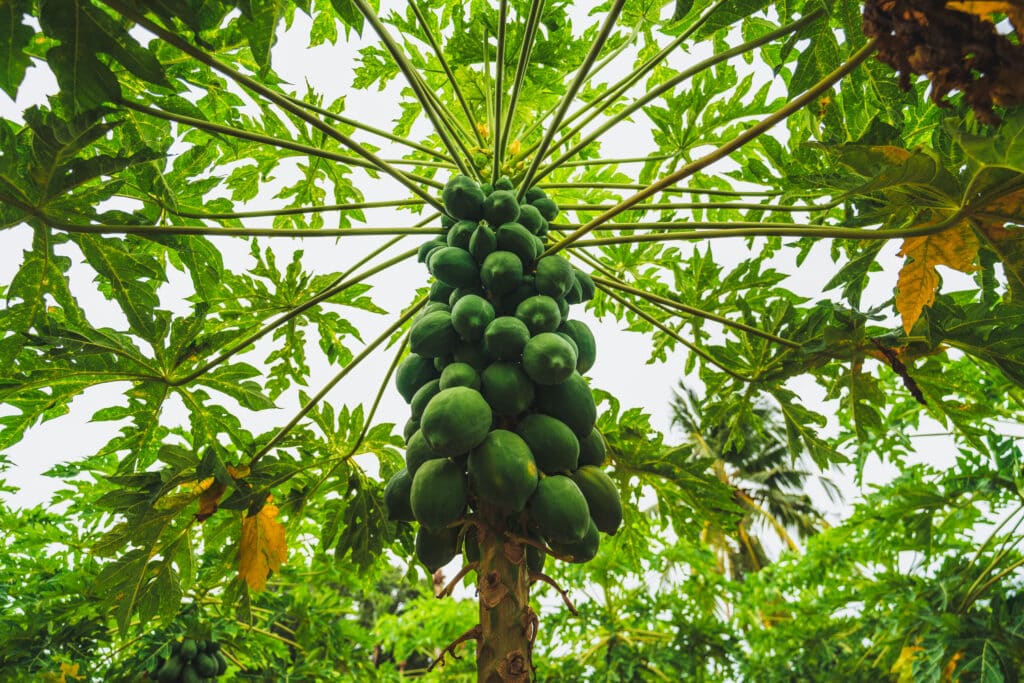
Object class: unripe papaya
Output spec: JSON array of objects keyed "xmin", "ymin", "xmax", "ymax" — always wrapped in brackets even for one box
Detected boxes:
[
  {"xmin": 515, "ymin": 295, "xmax": 561, "ymax": 335},
  {"xmin": 481, "ymin": 361, "xmax": 535, "ymax": 415},
  {"xmin": 483, "ymin": 316, "xmax": 531, "ymax": 360},
  {"xmin": 527, "ymin": 475, "xmax": 590, "ymax": 543},
  {"xmin": 420, "ymin": 387, "xmax": 492, "ymax": 455},
  {"xmin": 410, "ymin": 379, "xmax": 442, "ymax": 421},
  {"xmin": 443, "ymin": 174, "xmax": 485, "ymax": 221},
  {"xmin": 384, "ymin": 468, "xmax": 416, "ymax": 522},
  {"xmin": 559, "ymin": 319, "xmax": 596, "ymax": 374},
  {"xmin": 548, "ymin": 517, "xmax": 600, "ymax": 563},
  {"xmin": 484, "ymin": 190, "xmax": 521, "ymax": 225},
  {"xmin": 534, "ymin": 372, "xmax": 597, "ymax": 438},
  {"xmin": 571, "ymin": 466, "xmax": 623, "ymax": 535},
  {"xmin": 429, "ymin": 247, "xmax": 480, "ymax": 289},
  {"xmin": 468, "ymin": 430, "xmax": 539, "ymax": 512},
  {"xmin": 416, "ymin": 525, "xmax": 461, "ymax": 572},
  {"xmin": 157, "ymin": 655, "xmax": 184, "ymax": 682},
  {"xmin": 515, "ymin": 413, "xmax": 579, "ymax": 473},
  {"xmin": 521, "ymin": 332, "xmax": 578, "ymax": 385},
  {"xmin": 439, "ymin": 362, "xmax": 480, "ymax": 390},
  {"xmin": 577, "ymin": 427, "xmax": 607, "ymax": 467},
  {"xmin": 451, "ymin": 294, "xmax": 495, "ymax": 341},
  {"xmin": 481, "ymin": 250, "xmax": 523, "ymax": 295},
  {"xmin": 396, "ymin": 354, "xmax": 441, "ymax": 403},
  {"xmin": 411, "ymin": 458, "xmax": 467, "ymax": 529}
]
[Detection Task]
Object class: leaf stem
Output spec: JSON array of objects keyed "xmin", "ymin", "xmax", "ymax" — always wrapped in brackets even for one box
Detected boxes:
[
  {"xmin": 50, "ymin": 221, "xmax": 442, "ymax": 239},
  {"xmin": 408, "ymin": 0, "xmax": 485, "ymax": 148},
  {"xmin": 516, "ymin": 0, "xmax": 729, "ymax": 168},
  {"xmin": 535, "ymin": 10, "xmax": 826, "ymax": 185},
  {"xmin": 248, "ymin": 296, "xmax": 428, "ymax": 466},
  {"xmin": 567, "ymin": 210, "xmax": 969, "ymax": 245},
  {"xmin": 516, "ymin": 0, "xmax": 628, "ymax": 197},
  {"xmin": 171, "ymin": 246, "xmax": 420, "ymax": 386},
  {"xmin": 545, "ymin": 39, "xmax": 878, "ymax": 255},
  {"xmin": 351, "ymin": 0, "xmax": 475, "ymax": 176},
  {"xmin": 281, "ymin": 92, "xmax": 453, "ymax": 162},
  {"xmin": 170, "ymin": 198, "xmax": 427, "ymax": 221},
  {"xmin": 99, "ymin": 0, "xmax": 445, "ymax": 209},
  {"xmin": 492, "ymin": 0, "xmax": 508, "ymax": 180},
  {"xmin": 499, "ymin": 0, "xmax": 545, "ymax": 162},
  {"xmin": 120, "ymin": 99, "xmax": 446, "ymax": 186},
  {"xmin": 560, "ymin": 201, "xmax": 835, "ymax": 213},
  {"xmin": 540, "ymin": 181, "xmax": 782, "ymax": 196},
  {"xmin": 595, "ymin": 281, "xmax": 752, "ymax": 382},
  {"xmin": 591, "ymin": 274, "xmax": 800, "ymax": 348}
]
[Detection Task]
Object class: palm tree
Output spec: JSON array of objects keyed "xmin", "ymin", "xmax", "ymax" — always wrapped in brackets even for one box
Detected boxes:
[{"xmin": 671, "ymin": 385, "xmax": 841, "ymax": 580}]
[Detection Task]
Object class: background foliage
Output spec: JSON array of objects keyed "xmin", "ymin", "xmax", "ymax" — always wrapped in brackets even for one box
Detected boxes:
[{"xmin": 0, "ymin": 0, "xmax": 1022, "ymax": 680}]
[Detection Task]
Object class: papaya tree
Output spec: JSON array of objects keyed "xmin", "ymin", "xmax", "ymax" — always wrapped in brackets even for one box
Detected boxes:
[{"xmin": 0, "ymin": 0, "xmax": 1022, "ymax": 681}]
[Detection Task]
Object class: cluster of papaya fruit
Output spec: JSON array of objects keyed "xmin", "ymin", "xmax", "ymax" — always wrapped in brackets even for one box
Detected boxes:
[
  {"xmin": 146, "ymin": 637, "xmax": 227, "ymax": 682},
  {"xmin": 384, "ymin": 174, "xmax": 622, "ymax": 572}
]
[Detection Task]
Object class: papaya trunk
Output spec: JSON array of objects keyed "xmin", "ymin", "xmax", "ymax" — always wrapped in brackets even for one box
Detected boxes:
[{"xmin": 476, "ymin": 503, "xmax": 535, "ymax": 683}]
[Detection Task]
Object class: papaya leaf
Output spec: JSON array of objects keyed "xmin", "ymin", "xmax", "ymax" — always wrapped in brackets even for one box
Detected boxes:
[{"xmin": 238, "ymin": 498, "xmax": 287, "ymax": 591}]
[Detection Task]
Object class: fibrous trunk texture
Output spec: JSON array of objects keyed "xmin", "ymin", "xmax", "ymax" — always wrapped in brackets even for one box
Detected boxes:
[{"xmin": 476, "ymin": 503, "xmax": 535, "ymax": 683}]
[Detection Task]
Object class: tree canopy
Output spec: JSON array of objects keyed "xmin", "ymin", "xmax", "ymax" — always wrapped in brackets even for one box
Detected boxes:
[{"xmin": 0, "ymin": 0, "xmax": 1022, "ymax": 681}]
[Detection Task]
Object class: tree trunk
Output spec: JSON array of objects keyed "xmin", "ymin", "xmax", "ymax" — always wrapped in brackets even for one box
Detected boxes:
[{"xmin": 475, "ymin": 503, "xmax": 535, "ymax": 683}]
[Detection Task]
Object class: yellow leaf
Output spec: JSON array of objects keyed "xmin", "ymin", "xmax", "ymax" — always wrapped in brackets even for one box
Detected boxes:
[
  {"xmin": 947, "ymin": 1, "xmax": 1024, "ymax": 29},
  {"xmin": 52, "ymin": 662, "xmax": 83, "ymax": 682},
  {"xmin": 238, "ymin": 499, "xmax": 287, "ymax": 592},
  {"xmin": 890, "ymin": 644, "xmax": 923, "ymax": 683},
  {"xmin": 896, "ymin": 223, "xmax": 980, "ymax": 333},
  {"xmin": 942, "ymin": 651, "xmax": 964, "ymax": 682}
]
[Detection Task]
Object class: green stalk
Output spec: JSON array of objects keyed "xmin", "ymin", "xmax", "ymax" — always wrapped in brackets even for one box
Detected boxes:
[
  {"xmin": 408, "ymin": 0, "xmax": 486, "ymax": 149},
  {"xmin": 512, "ymin": 20, "xmax": 641, "ymax": 160},
  {"xmin": 566, "ymin": 211, "xmax": 968, "ymax": 245},
  {"xmin": 282, "ymin": 91, "xmax": 453, "ymax": 162},
  {"xmin": 539, "ymin": 182, "xmax": 782, "ymax": 196},
  {"xmin": 591, "ymin": 275, "xmax": 799, "ymax": 348},
  {"xmin": 499, "ymin": 0, "xmax": 546, "ymax": 161},
  {"xmin": 516, "ymin": 0, "xmax": 628, "ymax": 197},
  {"xmin": 295, "ymin": 334, "xmax": 412, "ymax": 516},
  {"xmin": 351, "ymin": 0, "xmax": 475, "ymax": 176},
  {"xmin": 100, "ymin": 0, "xmax": 445, "ymax": 210},
  {"xmin": 545, "ymin": 39, "xmax": 878, "ymax": 255},
  {"xmin": 171, "ymin": 246, "xmax": 420, "ymax": 386},
  {"xmin": 596, "ymin": 282, "xmax": 752, "ymax": 382},
  {"xmin": 526, "ymin": 0, "xmax": 730, "ymax": 168},
  {"xmin": 492, "ymin": 0, "xmax": 508, "ymax": 180},
  {"xmin": 249, "ymin": 296, "xmax": 427, "ymax": 466},
  {"xmin": 535, "ymin": 11, "xmax": 825, "ymax": 185},
  {"xmin": 48, "ymin": 222, "xmax": 440, "ymax": 240},
  {"xmin": 560, "ymin": 201, "xmax": 834, "ymax": 213},
  {"xmin": 555, "ymin": 153, "xmax": 678, "ymax": 168},
  {"xmin": 121, "ymin": 100, "xmax": 442, "ymax": 188},
  {"xmin": 171, "ymin": 198, "xmax": 427, "ymax": 220}
]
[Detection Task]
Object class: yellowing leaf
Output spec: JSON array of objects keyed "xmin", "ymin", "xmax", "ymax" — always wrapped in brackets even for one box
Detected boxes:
[
  {"xmin": 238, "ymin": 499, "xmax": 287, "ymax": 591},
  {"xmin": 896, "ymin": 223, "xmax": 980, "ymax": 332},
  {"xmin": 890, "ymin": 644, "xmax": 923, "ymax": 683},
  {"xmin": 947, "ymin": 1, "xmax": 1024, "ymax": 30},
  {"xmin": 46, "ymin": 662, "xmax": 84, "ymax": 683}
]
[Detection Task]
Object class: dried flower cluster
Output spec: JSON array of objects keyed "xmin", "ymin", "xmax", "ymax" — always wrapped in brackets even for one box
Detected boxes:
[{"xmin": 863, "ymin": 0, "xmax": 1024, "ymax": 124}]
